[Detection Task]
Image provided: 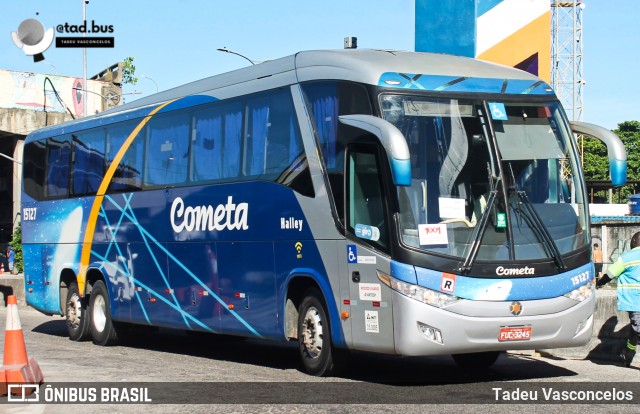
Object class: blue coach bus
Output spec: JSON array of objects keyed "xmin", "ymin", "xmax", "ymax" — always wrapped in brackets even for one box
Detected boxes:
[{"xmin": 21, "ymin": 49, "xmax": 626, "ymax": 376}]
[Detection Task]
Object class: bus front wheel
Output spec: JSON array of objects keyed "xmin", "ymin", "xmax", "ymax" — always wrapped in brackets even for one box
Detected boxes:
[
  {"xmin": 65, "ymin": 282, "xmax": 91, "ymax": 341},
  {"xmin": 297, "ymin": 288, "xmax": 345, "ymax": 376},
  {"xmin": 452, "ymin": 351, "xmax": 501, "ymax": 369},
  {"xmin": 89, "ymin": 280, "xmax": 120, "ymax": 346}
]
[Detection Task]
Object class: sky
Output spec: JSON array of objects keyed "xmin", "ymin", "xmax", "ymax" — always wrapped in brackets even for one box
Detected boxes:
[{"xmin": 1, "ymin": 0, "xmax": 638, "ymax": 130}]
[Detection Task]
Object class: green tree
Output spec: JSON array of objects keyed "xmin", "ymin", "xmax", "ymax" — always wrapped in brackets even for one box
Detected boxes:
[
  {"xmin": 582, "ymin": 120, "xmax": 640, "ymax": 203},
  {"xmin": 9, "ymin": 223, "xmax": 22, "ymax": 274},
  {"xmin": 122, "ymin": 56, "xmax": 138, "ymax": 86},
  {"xmin": 581, "ymin": 135, "xmax": 608, "ymax": 180}
]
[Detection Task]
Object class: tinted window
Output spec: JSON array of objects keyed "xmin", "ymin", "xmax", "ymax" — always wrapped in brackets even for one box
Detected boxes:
[
  {"xmin": 145, "ymin": 113, "xmax": 190, "ymax": 186},
  {"xmin": 301, "ymin": 81, "xmax": 372, "ymax": 172},
  {"xmin": 302, "ymin": 81, "xmax": 372, "ymax": 220},
  {"xmin": 244, "ymin": 89, "xmax": 304, "ymax": 179},
  {"xmin": 45, "ymin": 136, "xmax": 71, "ymax": 198},
  {"xmin": 348, "ymin": 148, "xmax": 388, "ymax": 250},
  {"xmin": 72, "ymin": 129, "xmax": 105, "ymax": 195},
  {"xmin": 23, "ymin": 140, "xmax": 46, "ymax": 200},
  {"xmin": 107, "ymin": 121, "xmax": 143, "ymax": 192},
  {"xmin": 192, "ymin": 101, "xmax": 242, "ymax": 182}
]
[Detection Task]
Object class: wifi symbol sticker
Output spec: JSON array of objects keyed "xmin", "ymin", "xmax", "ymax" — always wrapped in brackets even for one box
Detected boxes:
[{"xmin": 295, "ymin": 242, "xmax": 303, "ymax": 259}]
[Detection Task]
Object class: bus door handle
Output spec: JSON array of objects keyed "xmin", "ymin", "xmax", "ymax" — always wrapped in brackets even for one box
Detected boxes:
[{"xmin": 352, "ymin": 271, "xmax": 360, "ymax": 283}]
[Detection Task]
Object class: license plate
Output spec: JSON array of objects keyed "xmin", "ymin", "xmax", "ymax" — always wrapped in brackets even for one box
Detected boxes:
[{"xmin": 498, "ymin": 326, "xmax": 532, "ymax": 342}]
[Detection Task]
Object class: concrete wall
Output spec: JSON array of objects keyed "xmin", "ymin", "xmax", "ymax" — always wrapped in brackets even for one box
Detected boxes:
[
  {"xmin": 0, "ymin": 69, "xmax": 116, "ymax": 118},
  {"xmin": 591, "ymin": 219, "xmax": 640, "ymax": 273}
]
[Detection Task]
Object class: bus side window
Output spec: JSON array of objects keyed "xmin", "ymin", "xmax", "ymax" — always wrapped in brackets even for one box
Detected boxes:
[
  {"xmin": 191, "ymin": 101, "xmax": 242, "ymax": 183},
  {"xmin": 347, "ymin": 146, "xmax": 388, "ymax": 250},
  {"xmin": 45, "ymin": 136, "xmax": 71, "ymax": 198},
  {"xmin": 23, "ymin": 140, "xmax": 46, "ymax": 201},
  {"xmin": 145, "ymin": 113, "xmax": 190, "ymax": 187},
  {"xmin": 107, "ymin": 121, "xmax": 143, "ymax": 193},
  {"xmin": 72, "ymin": 129, "xmax": 105, "ymax": 196},
  {"xmin": 301, "ymin": 81, "xmax": 373, "ymax": 222},
  {"xmin": 244, "ymin": 89, "xmax": 308, "ymax": 182}
]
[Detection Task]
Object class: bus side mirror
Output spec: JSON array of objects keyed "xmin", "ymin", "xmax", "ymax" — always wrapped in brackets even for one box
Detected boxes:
[
  {"xmin": 570, "ymin": 121, "xmax": 627, "ymax": 187},
  {"xmin": 338, "ymin": 115, "xmax": 411, "ymax": 186}
]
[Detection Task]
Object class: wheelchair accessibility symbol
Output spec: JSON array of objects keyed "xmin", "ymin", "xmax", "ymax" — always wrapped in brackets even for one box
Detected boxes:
[
  {"xmin": 347, "ymin": 245, "xmax": 357, "ymax": 264},
  {"xmin": 488, "ymin": 102, "xmax": 508, "ymax": 121}
]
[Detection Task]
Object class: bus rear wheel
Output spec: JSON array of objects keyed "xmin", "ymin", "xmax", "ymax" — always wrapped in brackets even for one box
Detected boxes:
[
  {"xmin": 452, "ymin": 351, "xmax": 501, "ymax": 369},
  {"xmin": 297, "ymin": 288, "xmax": 345, "ymax": 376},
  {"xmin": 66, "ymin": 282, "xmax": 91, "ymax": 341},
  {"xmin": 89, "ymin": 280, "xmax": 120, "ymax": 346}
]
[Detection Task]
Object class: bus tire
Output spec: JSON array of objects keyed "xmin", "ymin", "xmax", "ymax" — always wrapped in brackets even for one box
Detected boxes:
[
  {"xmin": 297, "ymin": 288, "xmax": 344, "ymax": 376},
  {"xmin": 452, "ymin": 351, "xmax": 501, "ymax": 369},
  {"xmin": 89, "ymin": 280, "xmax": 119, "ymax": 346},
  {"xmin": 65, "ymin": 282, "xmax": 91, "ymax": 341}
]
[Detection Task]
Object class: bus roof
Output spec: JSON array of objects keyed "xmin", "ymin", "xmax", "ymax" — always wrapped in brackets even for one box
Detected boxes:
[{"xmin": 25, "ymin": 49, "xmax": 549, "ymax": 143}]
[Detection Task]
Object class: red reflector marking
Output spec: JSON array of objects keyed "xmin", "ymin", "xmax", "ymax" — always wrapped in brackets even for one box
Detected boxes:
[
  {"xmin": 372, "ymin": 302, "xmax": 380, "ymax": 307},
  {"xmin": 343, "ymin": 299, "xmax": 350, "ymax": 305},
  {"xmin": 27, "ymin": 281, "xmax": 33, "ymax": 285},
  {"xmin": 165, "ymin": 288, "xmax": 174, "ymax": 294}
]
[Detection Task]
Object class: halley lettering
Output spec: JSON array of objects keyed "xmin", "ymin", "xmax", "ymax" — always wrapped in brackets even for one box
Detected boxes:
[
  {"xmin": 171, "ymin": 196, "xmax": 248, "ymax": 233},
  {"xmin": 280, "ymin": 217, "xmax": 304, "ymax": 232}
]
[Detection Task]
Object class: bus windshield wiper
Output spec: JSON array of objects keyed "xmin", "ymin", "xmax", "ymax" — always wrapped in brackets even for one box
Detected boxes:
[
  {"xmin": 459, "ymin": 166, "xmax": 499, "ymax": 273},
  {"xmin": 514, "ymin": 190, "xmax": 566, "ymax": 271}
]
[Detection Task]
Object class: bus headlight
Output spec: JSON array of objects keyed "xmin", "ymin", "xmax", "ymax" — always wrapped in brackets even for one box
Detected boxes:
[
  {"xmin": 563, "ymin": 280, "xmax": 595, "ymax": 302},
  {"xmin": 377, "ymin": 271, "xmax": 459, "ymax": 308}
]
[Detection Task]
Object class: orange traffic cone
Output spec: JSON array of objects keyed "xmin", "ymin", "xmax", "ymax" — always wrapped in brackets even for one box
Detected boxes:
[
  {"xmin": 1, "ymin": 295, "xmax": 44, "ymax": 396},
  {"xmin": 0, "ymin": 263, "xmax": 4, "ymax": 275}
]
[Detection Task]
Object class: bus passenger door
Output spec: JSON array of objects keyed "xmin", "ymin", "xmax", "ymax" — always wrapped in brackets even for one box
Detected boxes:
[{"xmin": 344, "ymin": 146, "xmax": 395, "ymax": 354}]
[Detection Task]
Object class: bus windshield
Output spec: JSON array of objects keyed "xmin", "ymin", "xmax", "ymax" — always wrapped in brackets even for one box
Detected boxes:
[{"xmin": 380, "ymin": 94, "xmax": 588, "ymax": 262}]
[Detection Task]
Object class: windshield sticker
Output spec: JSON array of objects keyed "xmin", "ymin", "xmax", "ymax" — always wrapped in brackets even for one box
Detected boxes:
[
  {"xmin": 355, "ymin": 224, "xmax": 380, "ymax": 241},
  {"xmin": 438, "ymin": 197, "xmax": 466, "ymax": 220},
  {"xmin": 418, "ymin": 224, "xmax": 448, "ymax": 246},
  {"xmin": 488, "ymin": 102, "xmax": 508, "ymax": 120}
]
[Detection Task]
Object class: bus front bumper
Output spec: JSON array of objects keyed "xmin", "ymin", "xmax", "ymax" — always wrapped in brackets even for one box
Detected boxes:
[{"xmin": 392, "ymin": 290, "xmax": 595, "ymax": 356}]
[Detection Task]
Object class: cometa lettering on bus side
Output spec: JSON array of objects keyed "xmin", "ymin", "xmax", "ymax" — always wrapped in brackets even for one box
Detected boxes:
[
  {"xmin": 495, "ymin": 266, "xmax": 535, "ymax": 276},
  {"xmin": 170, "ymin": 196, "xmax": 248, "ymax": 233}
]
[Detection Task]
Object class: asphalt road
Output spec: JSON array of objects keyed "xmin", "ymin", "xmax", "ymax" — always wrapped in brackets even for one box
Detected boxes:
[{"xmin": 1, "ymin": 306, "xmax": 640, "ymax": 413}]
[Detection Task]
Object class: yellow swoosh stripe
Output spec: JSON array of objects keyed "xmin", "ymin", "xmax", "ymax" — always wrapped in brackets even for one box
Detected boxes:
[{"xmin": 78, "ymin": 99, "xmax": 177, "ymax": 295}]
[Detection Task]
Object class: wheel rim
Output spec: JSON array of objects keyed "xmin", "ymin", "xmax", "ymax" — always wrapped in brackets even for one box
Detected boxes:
[
  {"xmin": 92, "ymin": 294, "xmax": 107, "ymax": 333},
  {"xmin": 67, "ymin": 293, "xmax": 82, "ymax": 329},
  {"xmin": 300, "ymin": 306, "xmax": 323, "ymax": 359}
]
